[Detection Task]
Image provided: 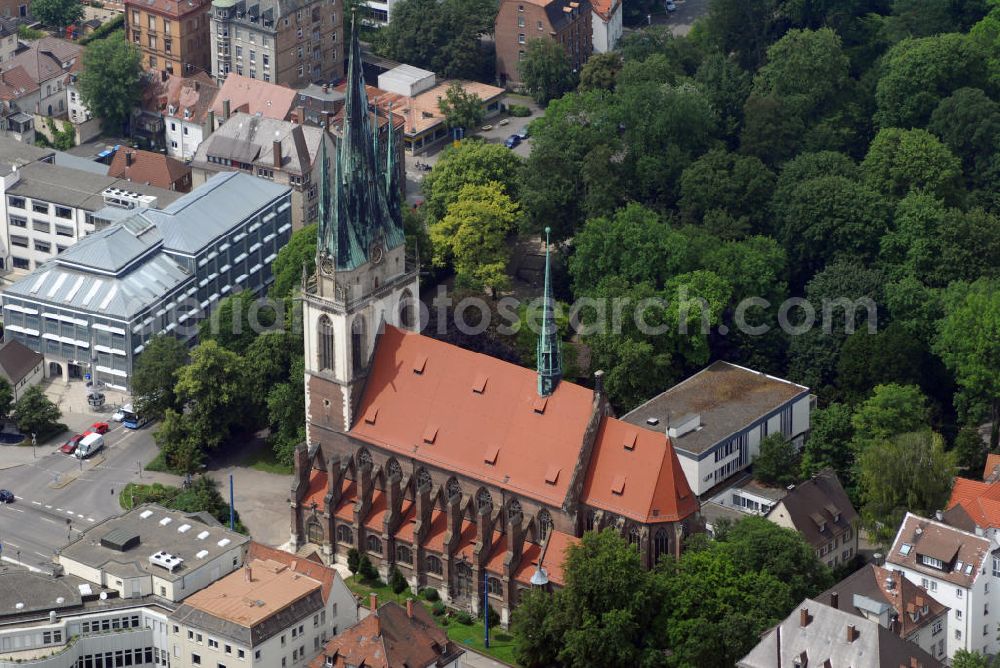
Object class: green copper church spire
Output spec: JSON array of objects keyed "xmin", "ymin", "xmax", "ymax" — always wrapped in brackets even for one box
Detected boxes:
[
  {"xmin": 316, "ymin": 13, "xmax": 404, "ymax": 272},
  {"xmin": 537, "ymin": 227, "xmax": 561, "ymax": 397},
  {"xmin": 385, "ymin": 102, "xmax": 402, "ymax": 229}
]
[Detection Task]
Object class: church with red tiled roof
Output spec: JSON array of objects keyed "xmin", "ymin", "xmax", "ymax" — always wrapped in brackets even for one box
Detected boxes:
[{"xmin": 289, "ymin": 25, "xmax": 700, "ymax": 625}]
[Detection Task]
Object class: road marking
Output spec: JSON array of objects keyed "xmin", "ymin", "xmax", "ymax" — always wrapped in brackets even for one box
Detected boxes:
[
  {"xmin": 0, "ymin": 555, "xmax": 44, "ymax": 572},
  {"xmin": 33, "ymin": 551, "xmax": 47, "ymax": 559},
  {"xmin": 65, "ymin": 510, "xmax": 74, "ymax": 515},
  {"xmin": 45, "ymin": 505, "xmax": 52, "ymax": 509},
  {"xmin": 31, "ymin": 501, "xmax": 41, "ymax": 506},
  {"xmin": 5, "ymin": 542, "xmax": 20, "ymax": 549},
  {"xmin": 87, "ymin": 517, "xmax": 95, "ymax": 522},
  {"xmin": 55, "ymin": 507, "xmax": 62, "ymax": 512},
  {"xmin": 39, "ymin": 517, "xmax": 59, "ymax": 526},
  {"xmin": 5, "ymin": 507, "xmax": 24, "ymax": 513}
]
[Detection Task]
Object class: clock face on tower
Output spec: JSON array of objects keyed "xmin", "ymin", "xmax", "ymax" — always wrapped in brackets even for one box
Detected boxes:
[{"xmin": 371, "ymin": 243, "xmax": 384, "ymax": 264}]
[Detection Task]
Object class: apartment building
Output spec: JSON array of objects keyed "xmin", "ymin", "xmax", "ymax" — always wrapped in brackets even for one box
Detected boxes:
[
  {"xmin": 623, "ymin": 361, "xmax": 812, "ymax": 497},
  {"xmin": 816, "ymin": 565, "xmax": 950, "ymax": 661},
  {"xmin": 109, "ymin": 147, "xmax": 193, "ymax": 192},
  {"xmin": 210, "ymin": 72, "xmax": 297, "ymax": 127},
  {"xmin": 0, "ymin": 157, "xmax": 180, "ymax": 273},
  {"xmin": 591, "ymin": 0, "xmax": 621, "ymax": 52},
  {"xmin": 739, "ymin": 599, "xmax": 943, "ymax": 668},
  {"xmin": 1, "ymin": 172, "xmax": 292, "ymax": 388},
  {"xmin": 495, "ymin": 0, "xmax": 593, "ymax": 88},
  {"xmin": 887, "ymin": 513, "xmax": 993, "ymax": 659},
  {"xmin": 169, "ymin": 543, "xmax": 357, "ymax": 668},
  {"xmin": 192, "ymin": 112, "xmax": 331, "ymax": 229},
  {"xmin": 210, "ymin": 0, "xmax": 343, "ymax": 86},
  {"xmin": 125, "ymin": 0, "xmax": 213, "ymax": 76},
  {"xmin": 137, "ymin": 70, "xmax": 220, "ymax": 159}
]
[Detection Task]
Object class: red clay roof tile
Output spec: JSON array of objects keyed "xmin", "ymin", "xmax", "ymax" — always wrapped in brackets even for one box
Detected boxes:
[{"xmin": 350, "ymin": 326, "xmax": 595, "ymax": 507}]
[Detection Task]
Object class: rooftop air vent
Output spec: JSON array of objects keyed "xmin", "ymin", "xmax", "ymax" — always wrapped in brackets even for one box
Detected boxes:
[
  {"xmin": 646, "ymin": 417, "xmax": 659, "ymax": 426},
  {"xmin": 149, "ymin": 551, "xmax": 184, "ymax": 572},
  {"xmin": 667, "ymin": 414, "xmax": 700, "ymax": 439}
]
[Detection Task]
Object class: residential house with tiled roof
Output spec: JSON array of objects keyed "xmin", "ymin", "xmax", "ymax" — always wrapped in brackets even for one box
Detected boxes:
[
  {"xmin": 309, "ymin": 597, "xmax": 463, "ymax": 668},
  {"xmin": 136, "ymin": 71, "xmax": 219, "ymax": 159},
  {"xmin": 738, "ymin": 598, "xmax": 944, "ymax": 668},
  {"xmin": 169, "ymin": 542, "xmax": 356, "ymax": 668},
  {"xmin": 0, "ymin": 37, "xmax": 94, "ymax": 140},
  {"xmin": 765, "ymin": 469, "xmax": 859, "ymax": 570},
  {"xmin": 495, "ymin": 0, "xmax": 593, "ymax": 88},
  {"xmin": 816, "ymin": 565, "xmax": 949, "ymax": 661},
  {"xmin": 192, "ymin": 112, "xmax": 333, "ymax": 229},
  {"xmin": 290, "ymin": 27, "xmax": 701, "ymax": 626},
  {"xmin": 210, "ymin": 73, "xmax": 297, "ymax": 126},
  {"xmin": 590, "ymin": 0, "xmax": 621, "ymax": 52},
  {"xmin": 887, "ymin": 512, "xmax": 993, "ymax": 659},
  {"xmin": 109, "ymin": 148, "xmax": 193, "ymax": 192},
  {"xmin": 982, "ymin": 454, "xmax": 1000, "ymax": 483},
  {"xmin": 0, "ymin": 337, "xmax": 42, "ymax": 400}
]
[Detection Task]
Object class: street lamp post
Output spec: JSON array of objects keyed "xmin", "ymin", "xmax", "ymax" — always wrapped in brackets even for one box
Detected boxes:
[{"xmin": 31, "ymin": 433, "xmax": 36, "ymax": 459}]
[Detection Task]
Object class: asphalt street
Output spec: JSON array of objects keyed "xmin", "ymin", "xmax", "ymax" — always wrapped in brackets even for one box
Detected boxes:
[{"xmin": 0, "ymin": 419, "xmax": 159, "ymax": 573}]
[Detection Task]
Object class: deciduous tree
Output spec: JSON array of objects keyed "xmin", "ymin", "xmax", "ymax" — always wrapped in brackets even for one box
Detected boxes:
[
  {"xmin": 578, "ymin": 51, "xmax": 621, "ymax": 92},
  {"xmin": 519, "ymin": 38, "xmax": 576, "ymax": 105},
  {"xmin": 861, "ymin": 127, "xmax": 963, "ymax": 203},
  {"xmin": 131, "ymin": 335, "xmax": 188, "ymax": 418},
  {"xmin": 12, "ymin": 386, "xmax": 62, "ymax": 439},
  {"xmin": 437, "ymin": 81, "xmax": 484, "ymax": 132},
  {"xmin": 752, "ymin": 434, "xmax": 799, "ymax": 486},
  {"xmin": 935, "ymin": 279, "xmax": 1000, "ymax": 448},
  {"xmin": 31, "ymin": 0, "xmax": 82, "ymax": 28},
  {"xmin": 422, "ymin": 140, "xmax": 521, "ymax": 222},
  {"xmin": 78, "ymin": 33, "xmax": 143, "ymax": 133},
  {"xmin": 268, "ymin": 223, "xmax": 316, "ymax": 300},
  {"xmin": 858, "ymin": 430, "xmax": 955, "ymax": 545}
]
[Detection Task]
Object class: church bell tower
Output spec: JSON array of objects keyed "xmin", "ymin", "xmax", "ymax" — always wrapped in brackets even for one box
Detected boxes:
[{"xmin": 301, "ymin": 18, "xmax": 419, "ymax": 437}]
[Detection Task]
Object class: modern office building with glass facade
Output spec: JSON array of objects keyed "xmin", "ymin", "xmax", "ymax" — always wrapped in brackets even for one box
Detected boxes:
[{"xmin": 0, "ymin": 171, "xmax": 292, "ymax": 390}]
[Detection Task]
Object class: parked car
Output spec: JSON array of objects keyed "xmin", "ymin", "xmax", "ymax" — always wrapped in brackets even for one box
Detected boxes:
[
  {"xmin": 111, "ymin": 407, "xmax": 125, "ymax": 422},
  {"xmin": 505, "ymin": 134, "xmax": 521, "ymax": 149},
  {"xmin": 517, "ymin": 127, "xmax": 530, "ymax": 140},
  {"xmin": 90, "ymin": 422, "xmax": 110, "ymax": 435},
  {"xmin": 0, "ymin": 489, "xmax": 14, "ymax": 503},
  {"xmin": 60, "ymin": 433, "xmax": 87, "ymax": 455}
]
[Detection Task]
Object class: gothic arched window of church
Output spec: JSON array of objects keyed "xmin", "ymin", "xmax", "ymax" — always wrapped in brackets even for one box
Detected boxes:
[
  {"xmin": 307, "ymin": 520, "xmax": 323, "ymax": 545},
  {"xmin": 476, "ymin": 488, "xmax": 493, "ymax": 515},
  {"xmin": 426, "ymin": 555, "xmax": 443, "ymax": 575},
  {"xmin": 446, "ymin": 477, "xmax": 462, "ymax": 502},
  {"xmin": 628, "ymin": 525, "xmax": 641, "ymax": 550},
  {"xmin": 537, "ymin": 509, "xmax": 552, "ymax": 542},
  {"xmin": 396, "ymin": 544, "xmax": 412, "ymax": 564},
  {"xmin": 317, "ymin": 315, "xmax": 334, "ymax": 372},
  {"xmin": 366, "ymin": 534, "xmax": 382, "ymax": 555},
  {"xmin": 399, "ymin": 289, "xmax": 415, "ymax": 329},
  {"xmin": 357, "ymin": 448, "xmax": 373, "ymax": 469},
  {"xmin": 416, "ymin": 467, "xmax": 433, "ymax": 491},
  {"xmin": 654, "ymin": 527, "xmax": 669, "ymax": 563},
  {"xmin": 351, "ymin": 316, "xmax": 367, "ymax": 375},
  {"xmin": 336, "ymin": 524, "xmax": 353, "ymax": 545},
  {"xmin": 507, "ymin": 498, "xmax": 523, "ymax": 524},
  {"xmin": 386, "ymin": 458, "xmax": 402, "ymax": 480}
]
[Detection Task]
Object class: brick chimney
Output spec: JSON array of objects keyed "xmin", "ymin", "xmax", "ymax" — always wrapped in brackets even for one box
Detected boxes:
[
  {"xmin": 800, "ymin": 608, "xmax": 810, "ymax": 627},
  {"xmin": 369, "ymin": 592, "xmax": 377, "ymax": 613},
  {"xmin": 244, "ymin": 563, "xmax": 252, "ymax": 582},
  {"xmin": 125, "ymin": 151, "xmax": 133, "ymax": 167},
  {"xmin": 846, "ymin": 624, "xmax": 857, "ymax": 643},
  {"xmin": 406, "ymin": 598, "xmax": 414, "ymax": 619},
  {"xmin": 830, "ymin": 591, "xmax": 839, "ymax": 610},
  {"xmin": 273, "ymin": 139, "xmax": 282, "ymax": 168},
  {"xmin": 222, "ymin": 98, "xmax": 231, "ymax": 120}
]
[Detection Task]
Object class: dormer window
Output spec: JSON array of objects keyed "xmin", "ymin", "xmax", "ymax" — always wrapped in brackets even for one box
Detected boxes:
[{"xmin": 920, "ymin": 554, "xmax": 944, "ymax": 570}]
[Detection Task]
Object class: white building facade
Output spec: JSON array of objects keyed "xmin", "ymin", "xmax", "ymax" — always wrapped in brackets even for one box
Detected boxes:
[
  {"xmin": 888, "ymin": 513, "xmax": 994, "ymax": 660},
  {"xmin": 591, "ymin": 0, "xmax": 622, "ymax": 53}
]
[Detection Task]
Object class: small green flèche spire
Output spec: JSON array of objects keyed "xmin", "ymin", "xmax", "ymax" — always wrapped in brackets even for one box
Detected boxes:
[{"xmin": 537, "ymin": 227, "xmax": 562, "ymax": 397}]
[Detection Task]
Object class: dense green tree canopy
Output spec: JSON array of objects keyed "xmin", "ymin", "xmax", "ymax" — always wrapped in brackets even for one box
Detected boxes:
[
  {"xmin": 861, "ymin": 127, "xmax": 963, "ymax": 203},
  {"xmin": 131, "ymin": 335, "xmax": 188, "ymax": 419},
  {"xmin": 78, "ymin": 33, "xmax": 143, "ymax": 133},
  {"xmin": 520, "ymin": 38, "xmax": 576, "ymax": 105},
  {"xmin": 875, "ymin": 33, "xmax": 990, "ymax": 129},
  {"xmin": 437, "ymin": 81, "xmax": 484, "ymax": 132},
  {"xmin": 12, "ymin": 386, "xmax": 62, "ymax": 439},
  {"xmin": 422, "ymin": 140, "xmax": 522, "ymax": 222},
  {"xmin": 752, "ymin": 434, "xmax": 799, "ymax": 486},
  {"xmin": 31, "ymin": 0, "xmax": 83, "ymax": 28}
]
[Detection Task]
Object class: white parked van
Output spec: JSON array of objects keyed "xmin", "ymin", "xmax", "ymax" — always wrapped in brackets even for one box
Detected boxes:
[{"xmin": 75, "ymin": 432, "xmax": 104, "ymax": 459}]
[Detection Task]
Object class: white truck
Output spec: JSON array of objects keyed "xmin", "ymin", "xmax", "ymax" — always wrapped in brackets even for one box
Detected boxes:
[{"xmin": 75, "ymin": 432, "xmax": 104, "ymax": 459}]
